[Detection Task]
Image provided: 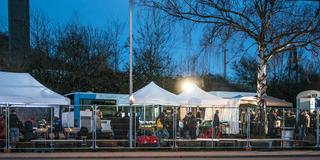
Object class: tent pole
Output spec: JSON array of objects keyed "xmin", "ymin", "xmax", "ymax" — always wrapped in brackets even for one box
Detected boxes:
[
  {"xmin": 134, "ymin": 106, "xmax": 137, "ymax": 148},
  {"xmin": 116, "ymin": 100, "xmax": 119, "ymax": 112},
  {"xmin": 173, "ymin": 106, "xmax": 177, "ymax": 149},
  {"xmin": 211, "ymin": 106, "xmax": 214, "ymax": 148},
  {"xmin": 316, "ymin": 108, "xmax": 319, "ymax": 148},
  {"xmin": 246, "ymin": 107, "xmax": 251, "ymax": 149},
  {"xmin": 143, "ymin": 105, "xmax": 146, "ymax": 136},
  {"xmin": 50, "ymin": 107, "xmax": 53, "ymax": 149},
  {"xmin": 95, "ymin": 105, "xmax": 97, "ymax": 149},
  {"xmin": 68, "ymin": 105, "xmax": 70, "ymax": 128},
  {"xmin": 5, "ymin": 104, "xmax": 9, "ymax": 150}
]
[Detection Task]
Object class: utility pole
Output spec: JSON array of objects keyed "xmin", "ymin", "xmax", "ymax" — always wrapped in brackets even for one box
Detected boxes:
[
  {"xmin": 129, "ymin": 0, "xmax": 133, "ymax": 149},
  {"xmin": 223, "ymin": 48, "xmax": 227, "ymax": 79}
]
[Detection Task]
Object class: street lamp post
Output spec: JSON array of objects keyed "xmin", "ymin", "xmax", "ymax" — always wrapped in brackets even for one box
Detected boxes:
[{"xmin": 129, "ymin": 0, "xmax": 133, "ymax": 148}]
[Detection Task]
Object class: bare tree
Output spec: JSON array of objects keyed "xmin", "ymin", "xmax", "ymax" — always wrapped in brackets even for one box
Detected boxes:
[
  {"xmin": 133, "ymin": 7, "xmax": 176, "ymax": 87},
  {"xmin": 142, "ymin": 0, "xmax": 320, "ymax": 132},
  {"xmin": 104, "ymin": 20, "xmax": 125, "ymax": 71},
  {"xmin": 30, "ymin": 8, "xmax": 52, "ymax": 55}
]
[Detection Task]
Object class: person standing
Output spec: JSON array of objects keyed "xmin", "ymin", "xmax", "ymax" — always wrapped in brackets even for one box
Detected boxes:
[
  {"xmin": 189, "ymin": 113, "xmax": 197, "ymax": 139},
  {"xmin": 250, "ymin": 110, "xmax": 257, "ymax": 136},
  {"xmin": 183, "ymin": 113, "xmax": 191, "ymax": 138},
  {"xmin": 213, "ymin": 110, "xmax": 220, "ymax": 138},
  {"xmin": 122, "ymin": 113, "xmax": 130, "ymax": 139},
  {"xmin": 311, "ymin": 111, "xmax": 317, "ymax": 139},
  {"xmin": 305, "ymin": 110, "xmax": 311, "ymax": 135},
  {"xmin": 268, "ymin": 110, "xmax": 277, "ymax": 137},
  {"xmin": 156, "ymin": 112, "xmax": 169, "ymax": 146},
  {"xmin": 165, "ymin": 111, "xmax": 174, "ymax": 139},
  {"xmin": 53, "ymin": 116, "xmax": 62, "ymax": 139},
  {"xmin": 298, "ymin": 110, "xmax": 307, "ymax": 140},
  {"xmin": 9, "ymin": 110, "xmax": 22, "ymax": 148},
  {"xmin": 23, "ymin": 118, "xmax": 35, "ymax": 141}
]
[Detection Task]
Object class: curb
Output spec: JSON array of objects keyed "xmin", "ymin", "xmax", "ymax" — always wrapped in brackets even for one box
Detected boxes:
[{"xmin": 1, "ymin": 152, "xmax": 320, "ymax": 159}]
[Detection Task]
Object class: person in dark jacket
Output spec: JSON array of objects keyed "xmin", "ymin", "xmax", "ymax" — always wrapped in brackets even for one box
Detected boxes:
[
  {"xmin": 165, "ymin": 111, "xmax": 174, "ymax": 139},
  {"xmin": 23, "ymin": 119, "xmax": 35, "ymax": 141},
  {"xmin": 298, "ymin": 110, "xmax": 307, "ymax": 140},
  {"xmin": 110, "ymin": 114, "xmax": 122, "ymax": 139},
  {"xmin": 122, "ymin": 113, "xmax": 130, "ymax": 139},
  {"xmin": 311, "ymin": 111, "xmax": 317, "ymax": 139},
  {"xmin": 9, "ymin": 110, "xmax": 21, "ymax": 147},
  {"xmin": 189, "ymin": 113, "xmax": 197, "ymax": 139},
  {"xmin": 213, "ymin": 110, "xmax": 220, "ymax": 138},
  {"xmin": 268, "ymin": 109, "xmax": 277, "ymax": 137},
  {"xmin": 183, "ymin": 113, "xmax": 191, "ymax": 138},
  {"xmin": 53, "ymin": 116, "xmax": 62, "ymax": 139}
]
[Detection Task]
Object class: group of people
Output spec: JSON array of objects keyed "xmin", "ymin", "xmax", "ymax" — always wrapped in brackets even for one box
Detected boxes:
[
  {"xmin": 249, "ymin": 108, "xmax": 319, "ymax": 140},
  {"xmin": 250, "ymin": 109, "xmax": 296, "ymax": 137},
  {"xmin": 297, "ymin": 110, "xmax": 318, "ymax": 140},
  {"xmin": 0, "ymin": 110, "xmax": 35, "ymax": 147},
  {"xmin": 155, "ymin": 110, "xmax": 220, "ymax": 146},
  {"xmin": 182, "ymin": 112, "xmax": 198, "ymax": 139}
]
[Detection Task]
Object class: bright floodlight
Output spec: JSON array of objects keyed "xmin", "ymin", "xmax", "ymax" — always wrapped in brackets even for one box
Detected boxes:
[
  {"xmin": 183, "ymin": 81, "xmax": 194, "ymax": 93},
  {"xmin": 129, "ymin": 95, "xmax": 135, "ymax": 104}
]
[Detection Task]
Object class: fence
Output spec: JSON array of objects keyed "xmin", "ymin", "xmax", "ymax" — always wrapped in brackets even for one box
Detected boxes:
[{"xmin": 0, "ymin": 104, "xmax": 319, "ymax": 151}]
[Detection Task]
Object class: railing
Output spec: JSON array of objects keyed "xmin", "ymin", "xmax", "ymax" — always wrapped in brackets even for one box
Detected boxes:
[{"xmin": 0, "ymin": 104, "xmax": 319, "ymax": 151}]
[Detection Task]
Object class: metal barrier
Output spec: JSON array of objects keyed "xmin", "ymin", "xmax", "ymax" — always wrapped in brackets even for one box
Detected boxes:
[{"xmin": 1, "ymin": 104, "xmax": 319, "ymax": 151}]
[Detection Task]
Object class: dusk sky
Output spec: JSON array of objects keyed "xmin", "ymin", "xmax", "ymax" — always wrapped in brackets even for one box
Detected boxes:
[{"xmin": 0, "ymin": 0, "xmax": 235, "ymax": 77}]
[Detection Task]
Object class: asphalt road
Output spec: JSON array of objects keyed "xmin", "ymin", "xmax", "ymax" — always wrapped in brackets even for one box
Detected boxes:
[{"xmin": 11, "ymin": 158, "xmax": 319, "ymax": 160}]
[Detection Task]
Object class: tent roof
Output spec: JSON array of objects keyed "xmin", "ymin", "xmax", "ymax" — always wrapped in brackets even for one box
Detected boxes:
[
  {"xmin": 179, "ymin": 84, "xmax": 228, "ymax": 106},
  {"xmin": 122, "ymin": 82, "xmax": 186, "ymax": 106},
  {"xmin": 296, "ymin": 90, "xmax": 320, "ymax": 99},
  {"xmin": 209, "ymin": 91, "xmax": 292, "ymax": 107},
  {"xmin": 0, "ymin": 71, "xmax": 70, "ymax": 106},
  {"xmin": 208, "ymin": 91, "xmax": 256, "ymax": 99}
]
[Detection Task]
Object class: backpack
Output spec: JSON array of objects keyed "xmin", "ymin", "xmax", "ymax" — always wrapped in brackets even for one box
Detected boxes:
[{"xmin": 156, "ymin": 118, "xmax": 163, "ymax": 130}]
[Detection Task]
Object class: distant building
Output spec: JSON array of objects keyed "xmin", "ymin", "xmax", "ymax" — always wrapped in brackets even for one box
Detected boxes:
[{"xmin": 8, "ymin": 0, "xmax": 30, "ymax": 56}]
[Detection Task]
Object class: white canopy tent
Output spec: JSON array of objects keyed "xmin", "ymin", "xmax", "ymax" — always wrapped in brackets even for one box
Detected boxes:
[
  {"xmin": 0, "ymin": 71, "xmax": 70, "ymax": 106},
  {"xmin": 179, "ymin": 83, "xmax": 240, "ymax": 134},
  {"xmin": 179, "ymin": 83, "xmax": 229, "ymax": 106},
  {"xmin": 121, "ymin": 81, "xmax": 186, "ymax": 106},
  {"xmin": 209, "ymin": 91, "xmax": 292, "ymax": 107}
]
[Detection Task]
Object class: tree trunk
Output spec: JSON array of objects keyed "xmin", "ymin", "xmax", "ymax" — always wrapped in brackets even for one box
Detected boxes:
[{"xmin": 257, "ymin": 46, "xmax": 268, "ymax": 136}]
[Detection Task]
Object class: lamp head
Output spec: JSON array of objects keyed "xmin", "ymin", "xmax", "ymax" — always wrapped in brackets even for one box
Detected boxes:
[
  {"xmin": 129, "ymin": 95, "xmax": 135, "ymax": 105},
  {"xmin": 183, "ymin": 81, "xmax": 194, "ymax": 93}
]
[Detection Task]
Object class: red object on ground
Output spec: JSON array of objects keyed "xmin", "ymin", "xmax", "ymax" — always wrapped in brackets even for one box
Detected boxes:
[
  {"xmin": 136, "ymin": 135, "xmax": 158, "ymax": 145},
  {"xmin": 199, "ymin": 126, "xmax": 222, "ymax": 138}
]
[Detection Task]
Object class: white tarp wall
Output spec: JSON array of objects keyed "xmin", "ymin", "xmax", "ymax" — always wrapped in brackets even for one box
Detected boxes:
[{"xmin": 204, "ymin": 99, "xmax": 240, "ymax": 134}]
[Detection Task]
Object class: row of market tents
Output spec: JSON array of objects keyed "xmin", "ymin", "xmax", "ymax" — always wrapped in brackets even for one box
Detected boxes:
[{"xmin": 0, "ymin": 71, "xmax": 292, "ymax": 134}]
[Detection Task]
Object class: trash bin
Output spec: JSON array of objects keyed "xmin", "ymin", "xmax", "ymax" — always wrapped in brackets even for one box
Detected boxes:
[{"xmin": 281, "ymin": 127, "xmax": 295, "ymax": 148}]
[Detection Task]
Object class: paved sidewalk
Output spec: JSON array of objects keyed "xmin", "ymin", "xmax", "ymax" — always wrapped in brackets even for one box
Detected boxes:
[{"xmin": 1, "ymin": 150, "xmax": 320, "ymax": 159}]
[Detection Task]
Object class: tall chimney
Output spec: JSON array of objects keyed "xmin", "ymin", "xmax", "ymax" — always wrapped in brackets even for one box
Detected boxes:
[{"xmin": 8, "ymin": 0, "xmax": 30, "ymax": 56}]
